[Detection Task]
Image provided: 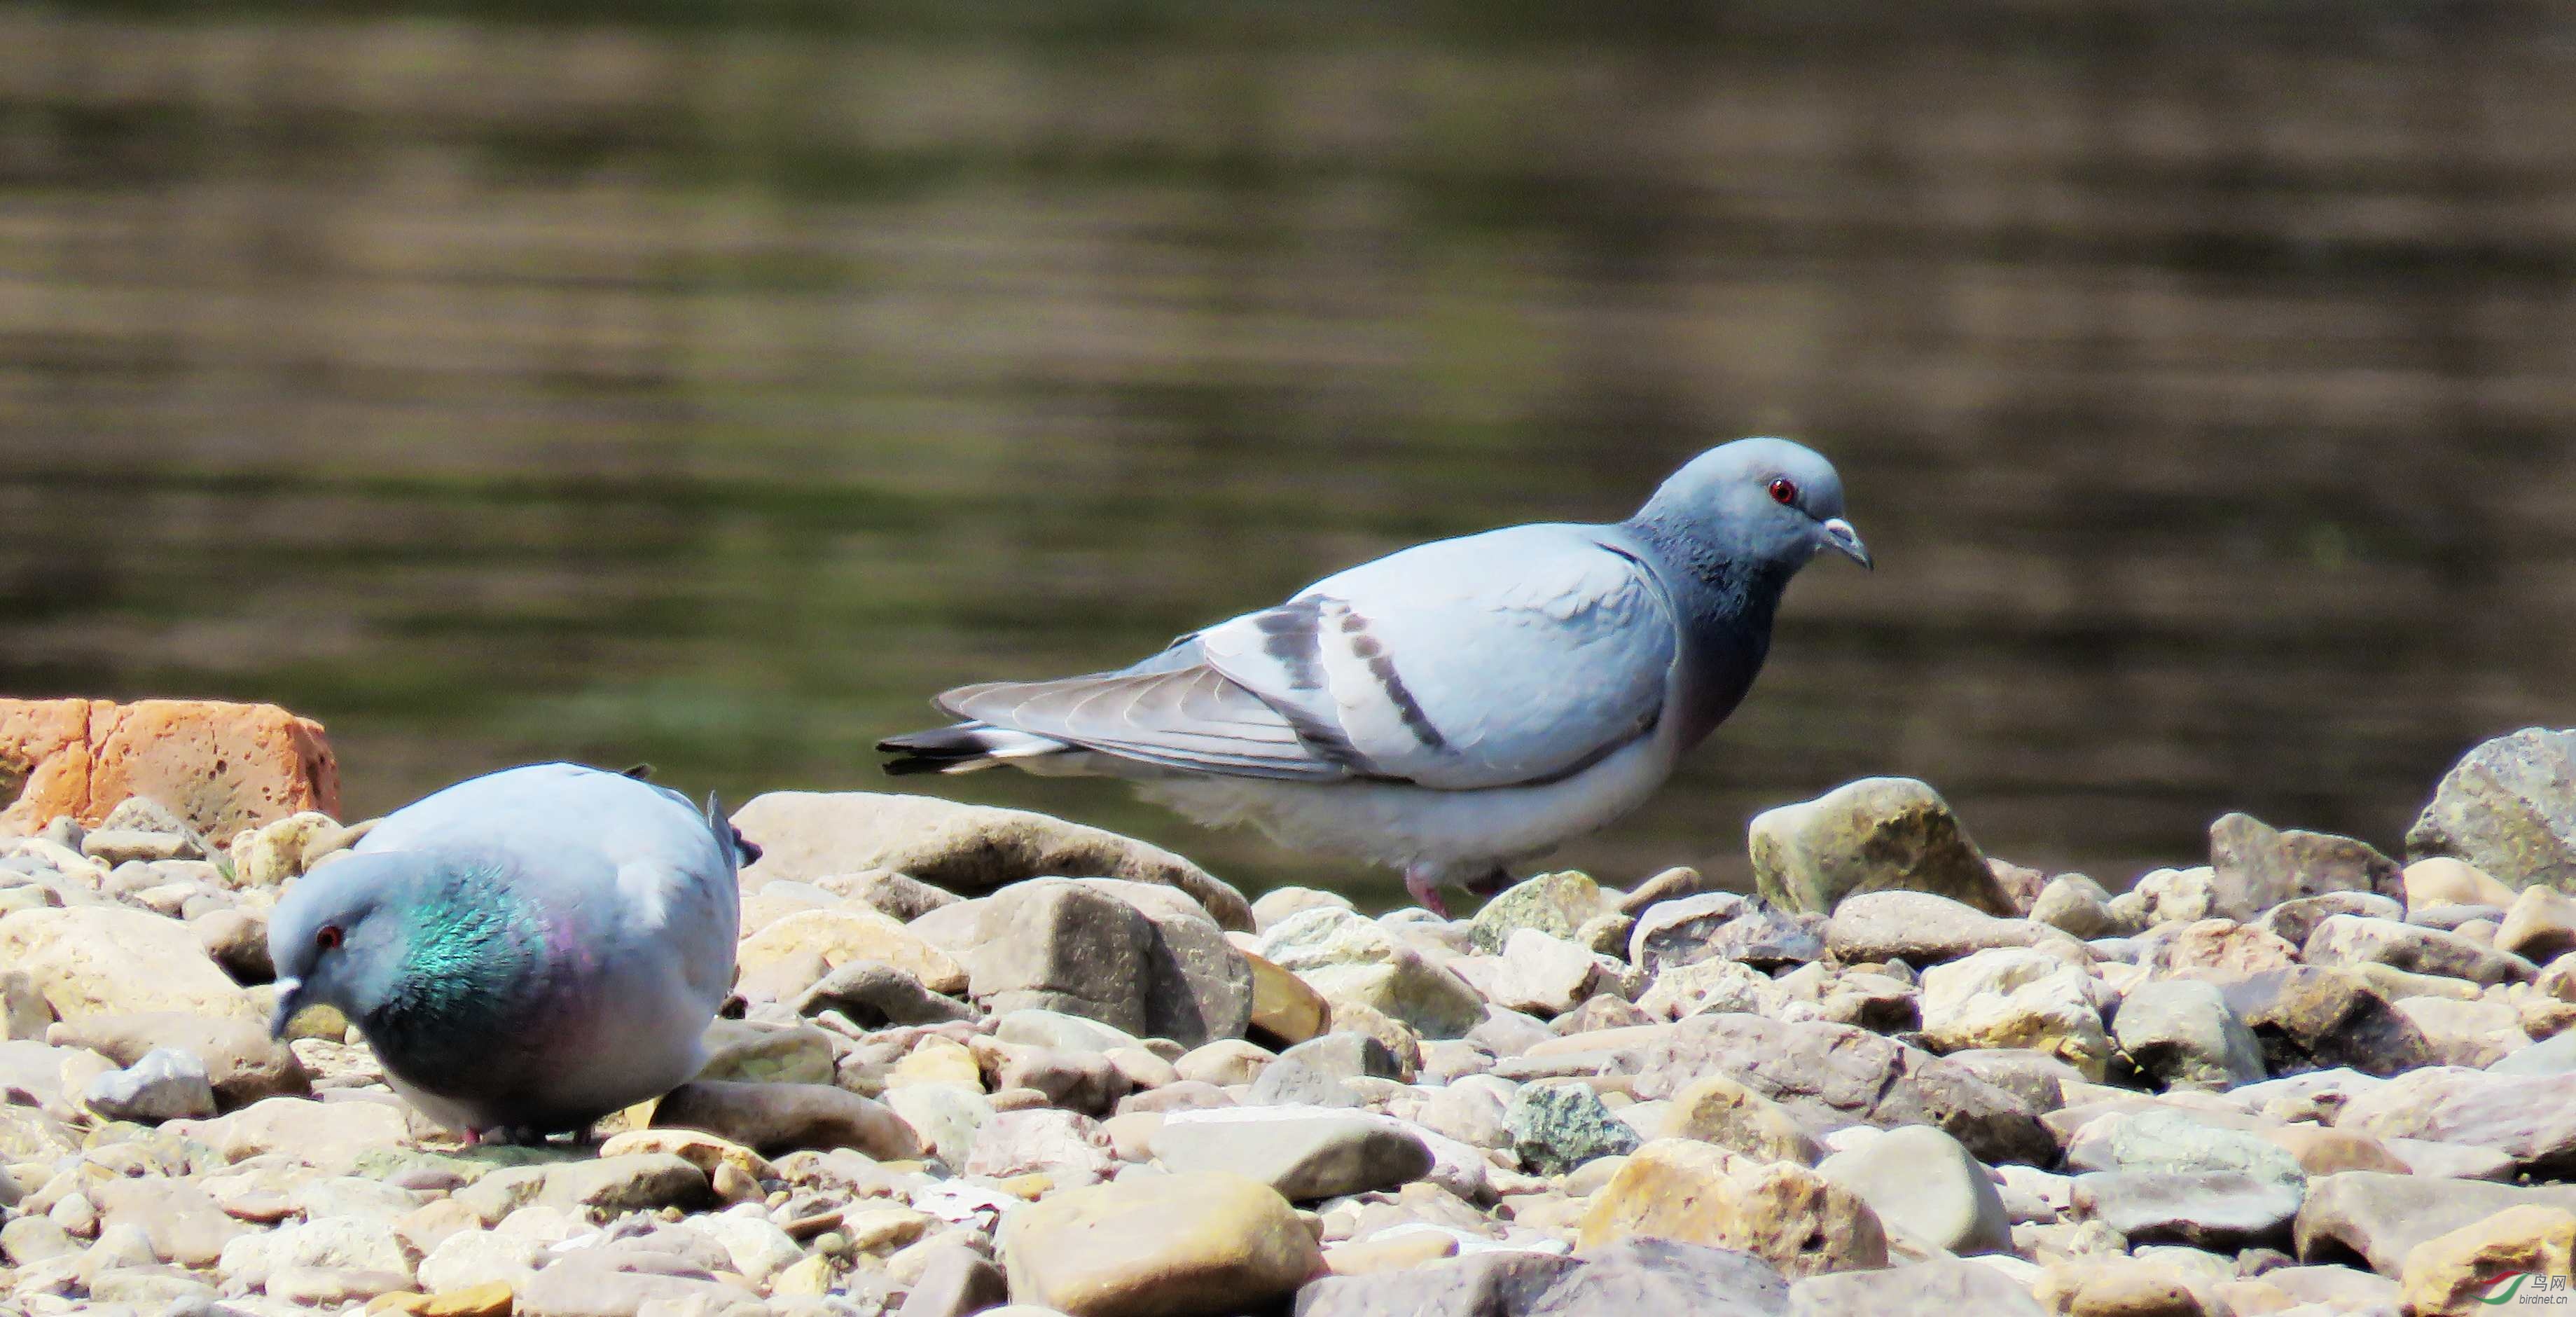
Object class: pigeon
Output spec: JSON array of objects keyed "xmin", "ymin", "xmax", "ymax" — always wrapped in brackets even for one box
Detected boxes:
[
  {"xmin": 267, "ymin": 762, "xmax": 753, "ymax": 1141},
  {"xmin": 879, "ymin": 437, "xmax": 1869, "ymax": 915}
]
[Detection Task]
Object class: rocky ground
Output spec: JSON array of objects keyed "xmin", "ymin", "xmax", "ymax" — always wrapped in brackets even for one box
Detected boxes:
[{"xmin": 5, "ymin": 727, "xmax": 2576, "ymax": 1317}]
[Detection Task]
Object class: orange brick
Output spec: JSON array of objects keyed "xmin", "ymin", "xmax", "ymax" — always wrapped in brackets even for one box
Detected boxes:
[{"xmin": 0, "ymin": 698, "xmax": 338, "ymax": 841}]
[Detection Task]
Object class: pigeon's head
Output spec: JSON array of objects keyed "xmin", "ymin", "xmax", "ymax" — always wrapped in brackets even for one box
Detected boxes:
[
  {"xmin": 267, "ymin": 850, "xmax": 448, "ymax": 1039},
  {"xmin": 1635, "ymin": 436, "xmax": 1870, "ymax": 573}
]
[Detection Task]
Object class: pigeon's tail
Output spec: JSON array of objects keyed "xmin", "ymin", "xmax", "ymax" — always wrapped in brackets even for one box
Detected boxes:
[
  {"xmin": 702, "ymin": 791, "xmax": 763, "ymax": 868},
  {"xmin": 878, "ymin": 723, "xmax": 1068, "ymax": 775}
]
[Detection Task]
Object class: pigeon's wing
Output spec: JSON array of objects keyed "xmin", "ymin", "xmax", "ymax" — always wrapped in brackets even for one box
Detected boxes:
[
  {"xmin": 939, "ymin": 525, "xmax": 1677, "ymax": 790},
  {"xmin": 935, "ymin": 647, "xmax": 1350, "ymax": 781},
  {"xmin": 357, "ymin": 764, "xmax": 741, "ymax": 1004},
  {"xmin": 1196, "ymin": 523, "xmax": 1678, "ymax": 789}
]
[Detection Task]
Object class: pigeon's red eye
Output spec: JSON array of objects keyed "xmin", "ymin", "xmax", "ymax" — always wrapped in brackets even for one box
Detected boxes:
[
  {"xmin": 1768, "ymin": 478, "xmax": 1799, "ymax": 506},
  {"xmin": 314, "ymin": 925, "xmax": 342, "ymax": 952}
]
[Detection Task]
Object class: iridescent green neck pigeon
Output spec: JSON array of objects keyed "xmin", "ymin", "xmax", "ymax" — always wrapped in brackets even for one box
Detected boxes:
[
  {"xmin": 268, "ymin": 763, "xmax": 752, "ymax": 1140},
  {"xmin": 880, "ymin": 437, "xmax": 1869, "ymax": 914}
]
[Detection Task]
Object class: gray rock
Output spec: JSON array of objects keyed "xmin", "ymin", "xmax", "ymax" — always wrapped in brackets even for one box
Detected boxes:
[
  {"xmin": 1467, "ymin": 871, "xmax": 1604, "ymax": 953},
  {"xmin": 2405, "ymin": 726, "xmax": 2576, "ymax": 895},
  {"xmin": 2408, "ymin": 901, "xmax": 2507, "ymax": 931},
  {"xmin": 1787, "ymin": 1257, "xmax": 2047, "ymax": 1316},
  {"xmin": 2218, "ymin": 967, "xmax": 2434, "ymax": 1077},
  {"xmin": 516, "ymin": 1245, "xmax": 765, "ymax": 1317},
  {"xmin": 1628, "ymin": 894, "xmax": 1827, "ymax": 975},
  {"xmin": 894, "ymin": 1242, "xmax": 1009, "ymax": 1317},
  {"xmin": 82, "ymin": 828, "xmax": 199, "ymax": 865},
  {"xmin": 1251, "ymin": 885, "xmax": 1357, "ymax": 931},
  {"xmin": 815, "ymin": 869, "xmax": 960, "ymax": 922},
  {"xmin": 1276, "ymin": 1030, "xmax": 1407, "ymax": 1083},
  {"xmin": 2489, "ymin": 1027, "xmax": 2576, "ymax": 1075},
  {"xmin": 962, "ymin": 1108, "xmax": 1117, "ymax": 1185},
  {"xmin": 1, "ymin": 1214, "xmax": 76, "ymax": 1265},
  {"xmin": 1483, "ymin": 929, "xmax": 1615, "ymax": 1016},
  {"xmin": 1940, "ymin": 1049, "xmax": 2078, "ymax": 1115},
  {"xmin": 46, "ymin": 1011, "xmax": 310, "ymax": 1108},
  {"xmin": 1629, "ymin": 1013, "xmax": 2055, "ymax": 1167},
  {"xmin": 1246, "ymin": 1057, "xmax": 1361, "ymax": 1108},
  {"xmin": 934, "ymin": 878, "xmax": 1252, "ymax": 1048},
  {"xmin": 1825, "ymin": 890, "xmax": 2043, "ymax": 965},
  {"xmin": 2303, "ymin": 913, "xmax": 2534, "ymax": 986},
  {"xmin": 193, "ymin": 908, "xmax": 272, "ymax": 986},
  {"xmin": 2334, "ymin": 1066, "xmax": 2576, "ymax": 1175},
  {"xmin": 2112, "ymin": 979, "xmax": 2265, "ymax": 1089},
  {"xmin": 2391, "ymin": 995, "xmax": 2530, "ymax": 1068},
  {"xmin": 2293, "ymin": 1170, "xmax": 2576, "ymax": 1275},
  {"xmin": 994, "ymin": 1008, "xmax": 1147, "ymax": 1054},
  {"xmin": 2075, "ymin": 1108, "xmax": 2306, "ymax": 1192},
  {"xmin": 1815, "ymin": 1125, "xmax": 2010, "ymax": 1255},
  {"xmin": 90, "ymin": 1178, "xmax": 249, "ymax": 1268},
  {"xmin": 1258, "ymin": 906, "xmax": 1487, "ymax": 1040},
  {"xmin": 731, "ymin": 789, "xmax": 1254, "ymax": 929},
  {"xmin": 536, "ymin": 1154, "xmax": 712, "ymax": 1213},
  {"xmin": 1506, "ymin": 1081, "xmax": 1640, "ymax": 1175},
  {"xmin": 2030, "ymin": 874, "xmax": 2121, "ymax": 939},
  {"xmin": 2071, "ymin": 1170, "xmax": 2301, "ymax": 1249},
  {"xmin": 979, "ymin": 1040, "xmax": 1128, "ymax": 1116},
  {"xmin": 2208, "ymin": 812, "xmax": 2403, "ymax": 922},
  {"xmin": 1749, "ymin": 778, "xmax": 2015, "ymax": 916},
  {"xmin": 654, "ymin": 1080, "xmax": 922, "ymax": 1160},
  {"xmin": 83, "ymin": 1047, "xmax": 216, "ymax": 1122},
  {"xmin": 1153, "ymin": 1108, "xmax": 1432, "ymax": 1201},
  {"xmin": 2498, "ymin": 885, "xmax": 2576, "ymax": 962},
  {"xmin": 2259, "ymin": 1264, "xmax": 2403, "ymax": 1312},
  {"xmin": 2257, "ymin": 890, "xmax": 2405, "ymax": 949},
  {"xmin": 790, "ymin": 960, "xmax": 975, "ymax": 1026},
  {"xmin": 1619, "ymin": 866, "xmax": 1712, "ymax": 915},
  {"xmin": 1293, "ymin": 1238, "xmax": 1790, "ymax": 1317}
]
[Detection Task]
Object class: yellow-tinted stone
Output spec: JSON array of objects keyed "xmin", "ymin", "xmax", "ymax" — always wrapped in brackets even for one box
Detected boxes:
[
  {"xmin": 1656, "ymin": 1075, "xmax": 1822, "ymax": 1166},
  {"xmin": 889, "ymin": 1036, "xmax": 983, "ymax": 1091},
  {"xmin": 2405, "ymin": 857, "xmax": 2519, "ymax": 913},
  {"xmin": 0, "ymin": 906, "xmax": 260, "ymax": 1021},
  {"xmin": 2401, "ymin": 1204, "xmax": 2576, "ymax": 1316},
  {"xmin": 841, "ymin": 1207, "xmax": 934, "ymax": 1254},
  {"xmin": 1003, "ymin": 1171, "xmax": 1323, "ymax": 1317},
  {"xmin": 770, "ymin": 1255, "xmax": 836, "ymax": 1297},
  {"xmin": 1245, "ymin": 950, "xmax": 1331, "ymax": 1047},
  {"xmin": 735, "ymin": 908, "xmax": 967, "ymax": 995},
  {"xmin": 421, "ymin": 1281, "xmax": 513, "ymax": 1317},
  {"xmin": 2035, "ymin": 1257, "xmax": 2213, "ymax": 1316},
  {"xmin": 597, "ymin": 1129, "xmax": 775, "ymax": 1181},
  {"xmin": 2258, "ymin": 1126, "xmax": 2409, "ymax": 1178},
  {"xmin": 1324, "ymin": 1231, "xmax": 1457, "ymax": 1275},
  {"xmin": 1575, "ymin": 1138, "xmax": 1885, "ymax": 1278}
]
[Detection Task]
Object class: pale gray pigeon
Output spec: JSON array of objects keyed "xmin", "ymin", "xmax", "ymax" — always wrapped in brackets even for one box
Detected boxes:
[
  {"xmin": 880, "ymin": 437, "xmax": 1869, "ymax": 914},
  {"xmin": 267, "ymin": 762, "xmax": 752, "ymax": 1140}
]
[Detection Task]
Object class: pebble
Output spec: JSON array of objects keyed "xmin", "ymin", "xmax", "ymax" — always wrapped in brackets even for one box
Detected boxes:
[
  {"xmin": 1816, "ymin": 1124, "xmax": 2011, "ymax": 1255},
  {"xmin": 5, "ymin": 743, "xmax": 2572, "ymax": 1316},
  {"xmin": 999, "ymin": 1171, "xmax": 1322, "ymax": 1315}
]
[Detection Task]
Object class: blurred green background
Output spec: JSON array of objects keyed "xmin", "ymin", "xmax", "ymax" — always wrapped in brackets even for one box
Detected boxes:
[{"xmin": 2, "ymin": 2, "xmax": 2572, "ymax": 905}]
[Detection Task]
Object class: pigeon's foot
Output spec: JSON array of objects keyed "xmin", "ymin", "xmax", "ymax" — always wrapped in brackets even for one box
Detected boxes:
[
  {"xmin": 466, "ymin": 1124, "xmax": 549, "ymax": 1147},
  {"xmin": 1404, "ymin": 865, "xmax": 1450, "ymax": 919}
]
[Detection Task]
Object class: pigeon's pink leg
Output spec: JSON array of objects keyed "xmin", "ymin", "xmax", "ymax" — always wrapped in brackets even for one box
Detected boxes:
[{"xmin": 1404, "ymin": 865, "xmax": 1450, "ymax": 919}]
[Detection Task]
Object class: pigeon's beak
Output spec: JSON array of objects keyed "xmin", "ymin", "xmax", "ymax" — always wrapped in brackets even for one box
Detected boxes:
[
  {"xmin": 1820, "ymin": 517, "xmax": 1873, "ymax": 570},
  {"xmin": 268, "ymin": 978, "xmax": 305, "ymax": 1040}
]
